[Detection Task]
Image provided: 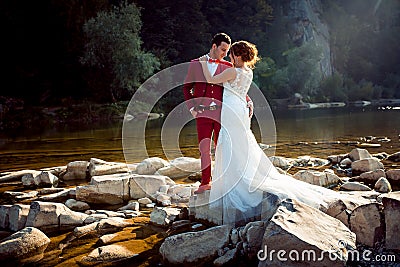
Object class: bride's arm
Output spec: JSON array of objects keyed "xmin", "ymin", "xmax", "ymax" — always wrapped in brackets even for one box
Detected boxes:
[{"xmin": 199, "ymin": 57, "xmax": 236, "ymax": 84}]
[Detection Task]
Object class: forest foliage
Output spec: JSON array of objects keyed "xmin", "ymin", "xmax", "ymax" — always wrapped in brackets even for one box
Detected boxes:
[{"xmin": 1, "ymin": 0, "xmax": 399, "ymax": 109}]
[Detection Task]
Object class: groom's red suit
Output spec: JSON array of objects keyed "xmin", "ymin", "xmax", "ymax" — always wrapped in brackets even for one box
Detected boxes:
[{"xmin": 183, "ymin": 58, "xmax": 233, "ymax": 186}]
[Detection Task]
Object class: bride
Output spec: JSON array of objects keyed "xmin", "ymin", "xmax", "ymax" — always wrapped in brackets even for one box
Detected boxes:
[{"xmin": 199, "ymin": 41, "xmax": 339, "ymax": 226}]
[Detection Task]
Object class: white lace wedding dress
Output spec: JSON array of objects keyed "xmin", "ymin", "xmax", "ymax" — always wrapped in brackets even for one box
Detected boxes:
[{"xmin": 209, "ymin": 67, "xmax": 339, "ymax": 226}]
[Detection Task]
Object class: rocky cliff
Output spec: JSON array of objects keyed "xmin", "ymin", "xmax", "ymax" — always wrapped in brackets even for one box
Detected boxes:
[{"xmin": 271, "ymin": 0, "xmax": 333, "ymax": 78}]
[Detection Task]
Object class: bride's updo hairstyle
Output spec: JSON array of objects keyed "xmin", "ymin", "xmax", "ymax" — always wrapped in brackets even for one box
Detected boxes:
[{"xmin": 230, "ymin": 41, "xmax": 260, "ymax": 69}]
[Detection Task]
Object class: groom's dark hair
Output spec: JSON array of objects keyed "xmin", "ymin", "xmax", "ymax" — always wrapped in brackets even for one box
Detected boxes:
[{"xmin": 211, "ymin": 33, "xmax": 231, "ymax": 47}]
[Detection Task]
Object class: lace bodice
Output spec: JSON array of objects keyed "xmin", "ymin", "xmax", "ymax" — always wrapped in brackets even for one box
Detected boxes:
[{"xmin": 223, "ymin": 68, "xmax": 253, "ymax": 100}]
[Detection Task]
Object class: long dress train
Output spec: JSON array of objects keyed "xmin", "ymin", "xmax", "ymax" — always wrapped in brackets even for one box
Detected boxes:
[{"xmin": 209, "ymin": 67, "xmax": 339, "ymax": 226}]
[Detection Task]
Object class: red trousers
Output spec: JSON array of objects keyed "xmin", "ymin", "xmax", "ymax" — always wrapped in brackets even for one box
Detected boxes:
[{"xmin": 196, "ymin": 116, "xmax": 221, "ymax": 185}]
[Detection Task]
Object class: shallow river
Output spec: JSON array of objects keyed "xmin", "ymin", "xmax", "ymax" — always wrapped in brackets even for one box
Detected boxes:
[{"xmin": 1, "ymin": 107, "xmax": 399, "ymax": 173}]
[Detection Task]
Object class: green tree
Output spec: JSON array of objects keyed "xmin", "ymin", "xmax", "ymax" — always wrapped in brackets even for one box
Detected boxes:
[
  {"xmin": 318, "ymin": 72, "xmax": 347, "ymax": 102},
  {"xmin": 285, "ymin": 43, "xmax": 324, "ymax": 100},
  {"xmin": 135, "ymin": 0, "xmax": 210, "ymax": 65},
  {"xmin": 81, "ymin": 2, "xmax": 160, "ymax": 102}
]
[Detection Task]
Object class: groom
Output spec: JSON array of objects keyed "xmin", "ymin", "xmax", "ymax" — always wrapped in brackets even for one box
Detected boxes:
[{"xmin": 183, "ymin": 33, "xmax": 252, "ymax": 194}]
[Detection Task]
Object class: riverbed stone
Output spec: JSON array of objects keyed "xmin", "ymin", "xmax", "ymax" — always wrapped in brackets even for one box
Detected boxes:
[
  {"xmin": 349, "ymin": 203, "xmax": 384, "ymax": 247},
  {"xmin": 80, "ymin": 244, "xmax": 138, "ymax": 264},
  {"xmin": 156, "ymin": 157, "xmax": 201, "ymax": 179},
  {"xmin": 351, "ymin": 158, "xmax": 384, "ymax": 175},
  {"xmin": 381, "ymin": 192, "xmax": 400, "ymax": 250},
  {"xmin": 0, "ymin": 170, "xmax": 40, "ymax": 183},
  {"xmin": 293, "ymin": 169, "xmax": 340, "ymax": 187},
  {"xmin": 34, "ymin": 171, "xmax": 58, "ymax": 187},
  {"xmin": 76, "ymin": 173, "xmax": 131, "ymax": 205},
  {"xmin": 374, "ymin": 177, "xmax": 392, "ymax": 193},
  {"xmin": 118, "ymin": 201, "xmax": 139, "ymax": 212},
  {"xmin": 159, "ymin": 225, "xmax": 231, "ymax": 265},
  {"xmin": 189, "ymin": 190, "xmax": 223, "ymax": 225},
  {"xmin": 150, "ymin": 207, "xmax": 181, "ymax": 227},
  {"xmin": 97, "ymin": 217, "xmax": 134, "ymax": 232},
  {"xmin": 241, "ymin": 221, "xmax": 268, "ymax": 259},
  {"xmin": 25, "ymin": 201, "xmax": 73, "ymax": 231},
  {"xmin": 136, "ymin": 157, "xmax": 169, "ymax": 175},
  {"xmin": 62, "ymin": 160, "xmax": 89, "ymax": 180},
  {"xmin": 326, "ymin": 191, "xmax": 376, "ymax": 227},
  {"xmin": 340, "ymin": 158, "xmax": 353, "ymax": 168},
  {"xmin": 37, "ymin": 188, "xmax": 71, "ymax": 202},
  {"xmin": 349, "ymin": 148, "xmax": 372, "ymax": 161},
  {"xmin": 16, "ymin": 190, "xmax": 39, "ymax": 200},
  {"xmin": 0, "ymin": 205, "xmax": 11, "ymax": 229},
  {"xmin": 167, "ymin": 184, "xmax": 195, "ymax": 201},
  {"xmin": 269, "ymin": 156, "xmax": 293, "ymax": 170},
  {"xmin": 65, "ymin": 199, "xmax": 90, "ymax": 211},
  {"xmin": 213, "ymin": 247, "xmax": 237, "ymax": 267},
  {"xmin": 59, "ymin": 210, "xmax": 89, "ymax": 230},
  {"xmin": 340, "ymin": 181, "xmax": 372, "ymax": 191},
  {"xmin": 385, "ymin": 169, "xmax": 400, "ymax": 182},
  {"xmin": 258, "ymin": 199, "xmax": 356, "ymax": 267},
  {"xmin": 358, "ymin": 169, "xmax": 386, "ymax": 182},
  {"xmin": 76, "ymin": 185, "xmax": 123, "ymax": 205},
  {"xmin": 8, "ymin": 204, "xmax": 30, "ymax": 232},
  {"xmin": 21, "ymin": 171, "xmax": 40, "ymax": 187},
  {"xmin": 130, "ymin": 175, "xmax": 175, "ymax": 199},
  {"xmin": 91, "ymin": 173, "xmax": 130, "ymax": 200},
  {"xmin": 84, "ymin": 214, "xmax": 108, "ymax": 224},
  {"xmin": 38, "ymin": 187, "xmax": 65, "ymax": 195},
  {"xmin": 327, "ymin": 154, "xmax": 348, "ymax": 164},
  {"xmin": 0, "ymin": 227, "xmax": 50, "ymax": 264},
  {"xmin": 88, "ymin": 158, "xmax": 129, "ymax": 177}
]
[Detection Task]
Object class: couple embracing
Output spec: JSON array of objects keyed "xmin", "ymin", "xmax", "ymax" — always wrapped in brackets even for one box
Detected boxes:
[{"xmin": 183, "ymin": 33, "xmax": 337, "ymax": 225}]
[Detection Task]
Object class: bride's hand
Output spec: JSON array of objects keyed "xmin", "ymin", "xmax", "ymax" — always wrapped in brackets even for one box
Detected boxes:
[{"xmin": 199, "ymin": 55, "xmax": 207, "ymax": 62}]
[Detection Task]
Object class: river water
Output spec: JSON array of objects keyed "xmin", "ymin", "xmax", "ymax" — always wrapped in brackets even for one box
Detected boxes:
[{"xmin": 0, "ymin": 107, "xmax": 399, "ymax": 173}]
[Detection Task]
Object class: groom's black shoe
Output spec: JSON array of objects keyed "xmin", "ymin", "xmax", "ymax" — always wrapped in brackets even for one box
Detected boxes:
[{"xmin": 194, "ymin": 183, "xmax": 211, "ymax": 194}]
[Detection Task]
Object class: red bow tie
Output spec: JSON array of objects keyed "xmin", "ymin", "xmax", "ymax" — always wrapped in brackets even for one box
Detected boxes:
[{"xmin": 208, "ymin": 58, "xmax": 220, "ymax": 64}]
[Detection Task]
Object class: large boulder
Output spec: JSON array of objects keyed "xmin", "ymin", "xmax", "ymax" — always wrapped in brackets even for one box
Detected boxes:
[
  {"xmin": 258, "ymin": 199, "xmax": 356, "ymax": 267},
  {"xmin": 349, "ymin": 203, "xmax": 384, "ymax": 247},
  {"xmin": 381, "ymin": 192, "xmax": 400, "ymax": 250},
  {"xmin": 159, "ymin": 225, "xmax": 231, "ymax": 265},
  {"xmin": 326, "ymin": 191, "xmax": 376, "ymax": 227},
  {"xmin": 0, "ymin": 227, "xmax": 50, "ymax": 264}
]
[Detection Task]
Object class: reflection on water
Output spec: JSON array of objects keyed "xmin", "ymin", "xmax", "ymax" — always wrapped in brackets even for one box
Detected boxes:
[{"xmin": 0, "ymin": 108, "xmax": 399, "ymax": 172}]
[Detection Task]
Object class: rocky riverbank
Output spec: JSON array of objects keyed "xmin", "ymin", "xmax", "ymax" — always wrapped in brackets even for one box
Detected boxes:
[{"xmin": 0, "ymin": 148, "xmax": 399, "ymax": 266}]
